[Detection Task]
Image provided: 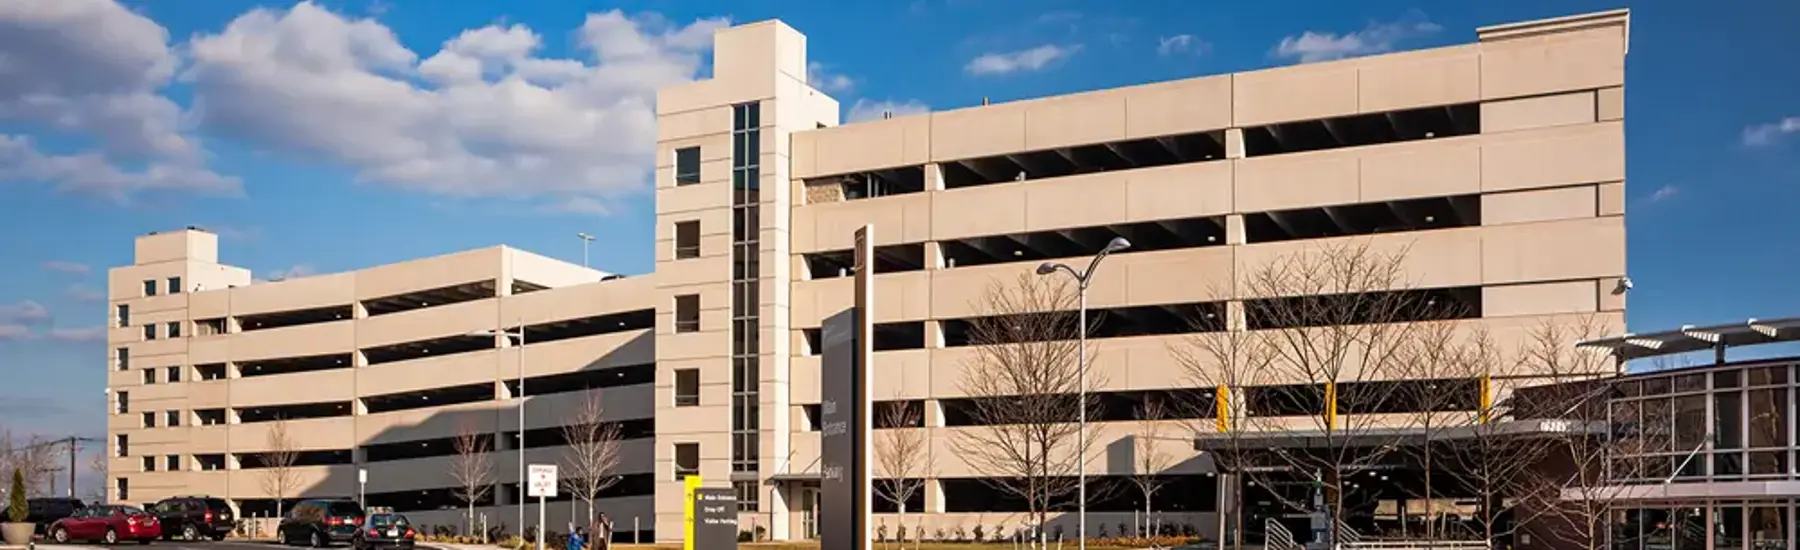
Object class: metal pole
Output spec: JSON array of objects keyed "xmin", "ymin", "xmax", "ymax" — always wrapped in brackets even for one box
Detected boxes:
[
  {"xmin": 1076, "ymin": 282, "xmax": 1088, "ymax": 550},
  {"xmin": 68, "ymin": 436, "xmax": 76, "ymax": 498},
  {"xmin": 517, "ymin": 321, "xmax": 527, "ymax": 535},
  {"xmin": 536, "ymin": 495, "xmax": 546, "ymax": 550},
  {"xmin": 582, "ymin": 242, "xmax": 589, "ymax": 268}
]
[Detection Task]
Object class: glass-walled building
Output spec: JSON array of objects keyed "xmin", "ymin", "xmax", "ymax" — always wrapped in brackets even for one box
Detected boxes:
[{"xmin": 1576, "ymin": 318, "xmax": 1800, "ymax": 550}]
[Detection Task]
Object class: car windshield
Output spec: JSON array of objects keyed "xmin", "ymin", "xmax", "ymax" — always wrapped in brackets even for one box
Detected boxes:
[
  {"xmin": 117, "ymin": 506, "xmax": 146, "ymax": 515},
  {"xmin": 368, "ymin": 515, "xmax": 409, "ymax": 528},
  {"xmin": 205, "ymin": 499, "xmax": 231, "ymax": 511},
  {"xmin": 327, "ymin": 502, "xmax": 365, "ymax": 516}
]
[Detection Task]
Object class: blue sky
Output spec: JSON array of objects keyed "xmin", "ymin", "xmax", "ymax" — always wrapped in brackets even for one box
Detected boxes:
[{"xmin": 1, "ymin": 0, "xmax": 1796, "ymax": 442}]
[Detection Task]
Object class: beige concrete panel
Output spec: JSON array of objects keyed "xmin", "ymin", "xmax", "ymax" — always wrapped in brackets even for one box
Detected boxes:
[
  {"xmin": 1598, "ymin": 278, "xmax": 1626, "ymax": 312},
  {"xmin": 134, "ymin": 229, "xmax": 218, "ymax": 264},
  {"xmin": 1357, "ymin": 45, "xmax": 1481, "ymax": 113},
  {"xmin": 1479, "ymin": 27, "xmax": 1626, "ymax": 100},
  {"xmin": 654, "ymin": 254, "xmax": 732, "ymax": 289},
  {"xmin": 507, "ymin": 248, "xmax": 610, "ymax": 288},
  {"xmin": 789, "ymin": 355, "xmax": 820, "ymax": 404},
  {"xmin": 1122, "ymin": 75, "xmax": 1233, "ymax": 139},
  {"xmin": 656, "ymin": 330, "xmax": 730, "ymax": 361},
  {"xmin": 185, "ymin": 289, "xmax": 230, "ymax": 320},
  {"xmin": 188, "ymin": 380, "xmax": 229, "ymax": 409},
  {"xmin": 926, "ymin": 263, "xmax": 1033, "ymax": 321},
  {"xmin": 501, "ymin": 330, "xmax": 655, "ymax": 376},
  {"xmin": 230, "ymin": 321, "xmax": 354, "ymax": 362},
  {"xmin": 1481, "ymin": 91, "xmax": 1597, "ymax": 133},
  {"xmin": 134, "ymin": 337, "xmax": 187, "ymax": 358},
  {"xmin": 656, "ymin": 181, "xmax": 733, "ymax": 215},
  {"xmin": 1233, "ymin": 62, "xmax": 1359, "ymax": 126},
  {"xmin": 656, "ymin": 133, "xmax": 732, "ymax": 169},
  {"xmin": 1234, "ymin": 228, "xmax": 1484, "ymax": 299},
  {"xmin": 354, "ymin": 349, "xmax": 500, "ymax": 395},
  {"xmin": 654, "ymin": 206, "xmax": 733, "ymax": 242},
  {"xmin": 520, "ymin": 387, "xmax": 652, "ymax": 431},
  {"xmin": 655, "ymin": 80, "xmax": 738, "ymax": 120},
  {"xmin": 1124, "ymin": 162, "xmax": 1234, "ymax": 221},
  {"xmin": 806, "ymin": 115, "xmax": 931, "ymax": 178},
  {"xmin": 1483, "ymin": 280, "xmax": 1599, "ymax": 318},
  {"xmin": 129, "ymin": 292, "xmax": 190, "ymax": 314},
  {"xmin": 1480, "ymin": 121, "xmax": 1623, "ymax": 192},
  {"xmin": 353, "ymin": 401, "xmax": 498, "ymax": 446},
  {"xmin": 1022, "ymin": 90, "xmax": 1127, "ymax": 150},
  {"xmin": 230, "ymin": 416, "xmax": 356, "ymax": 452},
  {"xmin": 501, "ymin": 276, "xmax": 659, "ymax": 323},
  {"xmin": 802, "ymin": 192, "xmax": 933, "ymax": 252},
  {"xmin": 1023, "ymin": 171, "xmax": 1130, "ymax": 231},
  {"xmin": 1483, "ymin": 185, "xmax": 1597, "ymax": 225},
  {"xmin": 791, "ymin": 271, "xmax": 930, "ymax": 327},
  {"xmin": 1598, "ymin": 181, "xmax": 1625, "ymax": 216},
  {"xmin": 224, "ymin": 272, "xmax": 355, "ymax": 317},
  {"xmin": 929, "ymin": 184, "xmax": 1028, "ymax": 241},
  {"xmin": 188, "ymin": 425, "xmax": 226, "ymax": 452},
  {"xmin": 1597, "ymin": 86, "xmax": 1624, "ymax": 121},
  {"xmin": 928, "ymin": 102, "xmax": 1028, "ymax": 161},
  {"xmin": 1358, "ymin": 136, "xmax": 1482, "ymax": 200},
  {"xmin": 186, "ymin": 335, "xmax": 227, "ymax": 365},
  {"xmin": 871, "ymin": 349, "xmax": 933, "ymax": 400},
  {"xmin": 229, "ymin": 464, "xmax": 355, "ymax": 498},
  {"xmin": 1233, "ymin": 150, "xmax": 1360, "ymax": 212},
  {"xmin": 230, "ymin": 369, "xmax": 354, "ymax": 407},
  {"xmin": 357, "ymin": 298, "xmax": 498, "ymax": 349},
  {"xmin": 1120, "ymin": 247, "xmax": 1235, "ymax": 305},
  {"xmin": 1482, "ymin": 311, "xmax": 1624, "ymax": 376},
  {"xmin": 1481, "ymin": 217, "xmax": 1624, "ymax": 285},
  {"xmin": 355, "ymin": 248, "xmax": 501, "ymax": 302},
  {"xmin": 790, "ymin": 127, "xmax": 819, "ymax": 179}
]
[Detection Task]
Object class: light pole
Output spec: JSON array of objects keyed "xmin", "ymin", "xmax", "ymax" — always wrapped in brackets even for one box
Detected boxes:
[
  {"xmin": 576, "ymin": 233, "xmax": 596, "ymax": 268},
  {"xmin": 472, "ymin": 321, "xmax": 527, "ymax": 533},
  {"xmin": 1035, "ymin": 236, "xmax": 1130, "ymax": 550}
]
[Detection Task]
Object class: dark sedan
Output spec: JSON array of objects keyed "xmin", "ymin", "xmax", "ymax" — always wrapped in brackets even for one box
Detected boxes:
[{"xmin": 350, "ymin": 513, "xmax": 416, "ymax": 550}]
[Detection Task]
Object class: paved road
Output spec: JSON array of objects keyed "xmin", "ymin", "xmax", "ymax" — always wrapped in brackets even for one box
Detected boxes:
[{"xmin": 37, "ymin": 541, "xmax": 286, "ymax": 550}]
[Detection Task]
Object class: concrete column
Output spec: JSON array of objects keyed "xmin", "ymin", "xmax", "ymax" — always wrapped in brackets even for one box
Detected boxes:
[
  {"xmin": 924, "ymin": 242, "xmax": 945, "ymax": 270},
  {"xmin": 1224, "ymin": 128, "xmax": 1247, "ymax": 159},
  {"xmin": 925, "ymin": 163, "xmax": 945, "ymax": 191},
  {"xmin": 1224, "ymin": 214, "xmax": 1246, "ymax": 245},
  {"xmin": 924, "ymin": 399, "xmax": 943, "ymax": 428},
  {"xmin": 1225, "ymin": 301, "xmax": 1247, "ymax": 332},
  {"xmin": 923, "ymin": 479, "xmax": 944, "ymax": 513},
  {"xmin": 926, "ymin": 321, "xmax": 946, "ymax": 348}
]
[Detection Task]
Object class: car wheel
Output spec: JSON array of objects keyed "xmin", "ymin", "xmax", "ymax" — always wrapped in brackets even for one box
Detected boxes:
[
  {"xmin": 310, "ymin": 531, "xmax": 325, "ymax": 548},
  {"xmin": 105, "ymin": 528, "xmax": 120, "ymax": 545},
  {"xmin": 211, "ymin": 533, "xmax": 228, "ymax": 541},
  {"xmin": 139, "ymin": 539, "xmax": 152, "ymax": 545},
  {"xmin": 184, "ymin": 524, "xmax": 200, "ymax": 541},
  {"xmin": 52, "ymin": 527, "xmax": 70, "ymax": 543}
]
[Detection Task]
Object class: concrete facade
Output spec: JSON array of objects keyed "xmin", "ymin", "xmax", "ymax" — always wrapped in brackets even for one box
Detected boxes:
[{"xmin": 103, "ymin": 8, "xmax": 1631, "ymax": 543}]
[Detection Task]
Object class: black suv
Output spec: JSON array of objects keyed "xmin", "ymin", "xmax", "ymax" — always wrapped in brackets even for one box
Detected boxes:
[
  {"xmin": 0, "ymin": 497, "xmax": 85, "ymax": 535},
  {"xmin": 278, "ymin": 499, "xmax": 365, "ymax": 547},
  {"xmin": 150, "ymin": 496, "xmax": 236, "ymax": 541}
]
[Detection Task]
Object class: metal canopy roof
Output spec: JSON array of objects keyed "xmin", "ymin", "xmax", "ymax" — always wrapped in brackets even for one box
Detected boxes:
[{"xmin": 1576, "ymin": 316, "xmax": 1800, "ymax": 362}]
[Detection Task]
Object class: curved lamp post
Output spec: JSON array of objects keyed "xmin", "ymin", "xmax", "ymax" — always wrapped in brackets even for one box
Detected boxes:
[{"xmin": 1034, "ymin": 236, "xmax": 1130, "ymax": 550}]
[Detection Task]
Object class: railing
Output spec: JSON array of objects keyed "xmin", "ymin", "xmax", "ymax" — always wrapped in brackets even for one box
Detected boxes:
[
  {"xmin": 1340, "ymin": 542, "xmax": 1491, "ymax": 550},
  {"xmin": 1264, "ymin": 518, "xmax": 1300, "ymax": 550},
  {"xmin": 1334, "ymin": 519, "xmax": 1364, "ymax": 545}
]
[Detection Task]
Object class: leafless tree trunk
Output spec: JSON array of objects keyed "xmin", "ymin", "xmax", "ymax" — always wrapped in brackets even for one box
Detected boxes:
[
  {"xmin": 561, "ymin": 389, "xmax": 621, "ymax": 527},
  {"xmin": 948, "ymin": 274, "xmax": 1105, "ymax": 550},
  {"xmin": 1130, "ymin": 398, "xmax": 1175, "ymax": 540},
  {"xmin": 85, "ymin": 450, "xmax": 109, "ymax": 503},
  {"xmin": 1390, "ymin": 319, "xmax": 1488, "ymax": 539},
  {"xmin": 876, "ymin": 400, "xmax": 929, "ymax": 550},
  {"xmin": 1174, "ymin": 314, "xmax": 1275, "ymax": 550},
  {"xmin": 260, "ymin": 419, "xmax": 301, "ymax": 519},
  {"xmin": 451, "ymin": 422, "xmax": 495, "ymax": 540},
  {"xmin": 1514, "ymin": 316, "xmax": 1643, "ymax": 550}
]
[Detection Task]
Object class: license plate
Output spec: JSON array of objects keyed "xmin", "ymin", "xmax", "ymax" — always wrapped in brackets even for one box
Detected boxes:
[{"xmin": 387, "ymin": 529, "xmax": 398, "ymax": 537}]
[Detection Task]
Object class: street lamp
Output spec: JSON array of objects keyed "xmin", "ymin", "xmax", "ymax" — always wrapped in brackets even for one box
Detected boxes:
[
  {"xmin": 576, "ymin": 233, "xmax": 596, "ymax": 268},
  {"xmin": 470, "ymin": 322, "xmax": 527, "ymax": 533},
  {"xmin": 1035, "ymin": 236, "xmax": 1130, "ymax": 550}
]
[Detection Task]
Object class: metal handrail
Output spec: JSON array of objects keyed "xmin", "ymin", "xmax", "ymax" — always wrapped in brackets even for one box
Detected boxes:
[{"xmin": 1264, "ymin": 518, "xmax": 1300, "ymax": 550}]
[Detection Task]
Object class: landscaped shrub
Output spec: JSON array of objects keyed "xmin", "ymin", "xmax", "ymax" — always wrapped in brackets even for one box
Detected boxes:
[{"xmin": 6, "ymin": 469, "xmax": 25, "ymax": 522}]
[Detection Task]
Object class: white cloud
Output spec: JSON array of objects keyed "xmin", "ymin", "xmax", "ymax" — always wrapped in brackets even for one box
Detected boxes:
[
  {"xmin": 1157, "ymin": 34, "xmax": 1206, "ymax": 56},
  {"xmin": 1273, "ymin": 14, "xmax": 1442, "ymax": 63},
  {"xmin": 182, "ymin": 2, "xmax": 729, "ymax": 205},
  {"xmin": 845, "ymin": 99, "xmax": 931, "ymax": 123},
  {"xmin": 964, "ymin": 44, "xmax": 1080, "ymax": 76},
  {"xmin": 0, "ymin": 324, "xmax": 29, "ymax": 341},
  {"xmin": 41, "ymin": 260, "xmax": 90, "ymax": 275},
  {"xmin": 1648, "ymin": 185, "xmax": 1679, "ymax": 202},
  {"xmin": 1743, "ymin": 117, "xmax": 1800, "ymax": 147},
  {"xmin": 0, "ymin": 0, "xmax": 236, "ymax": 197},
  {"xmin": 0, "ymin": 300, "xmax": 50, "ymax": 325},
  {"xmin": 807, "ymin": 62, "xmax": 855, "ymax": 93},
  {"xmin": 65, "ymin": 285, "xmax": 106, "ymax": 303},
  {"xmin": 265, "ymin": 264, "xmax": 318, "ymax": 281},
  {"xmin": 48, "ymin": 326, "xmax": 107, "ymax": 343}
]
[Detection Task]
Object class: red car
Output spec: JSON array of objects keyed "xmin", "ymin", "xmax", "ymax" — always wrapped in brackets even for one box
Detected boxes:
[{"xmin": 49, "ymin": 505, "xmax": 162, "ymax": 545}]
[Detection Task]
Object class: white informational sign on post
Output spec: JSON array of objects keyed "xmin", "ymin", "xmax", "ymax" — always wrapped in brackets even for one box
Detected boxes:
[
  {"xmin": 527, "ymin": 464, "xmax": 559, "ymax": 498},
  {"xmin": 527, "ymin": 464, "xmax": 557, "ymax": 550}
]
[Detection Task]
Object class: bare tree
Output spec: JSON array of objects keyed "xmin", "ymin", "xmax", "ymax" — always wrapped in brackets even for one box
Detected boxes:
[
  {"xmin": 1390, "ymin": 319, "xmax": 1486, "ymax": 539},
  {"xmin": 561, "ymin": 389, "xmax": 622, "ymax": 527},
  {"xmin": 948, "ymin": 274, "xmax": 1105, "ymax": 550},
  {"xmin": 1438, "ymin": 329, "xmax": 1559, "ymax": 545},
  {"xmin": 1513, "ymin": 316, "xmax": 1645, "ymax": 550},
  {"xmin": 260, "ymin": 419, "xmax": 301, "ymax": 519},
  {"xmin": 0, "ymin": 432, "xmax": 65, "ymax": 498},
  {"xmin": 85, "ymin": 450, "xmax": 109, "ymax": 503},
  {"xmin": 1129, "ymin": 397, "xmax": 1174, "ymax": 540},
  {"xmin": 875, "ymin": 400, "xmax": 930, "ymax": 550},
  {"xmin": 1174, "ymin": 311, "xmax": 1276, "ymax": 550},
  {"xmin": 451, "ymin": 422, "xmax": 494, "ymax": 539}
]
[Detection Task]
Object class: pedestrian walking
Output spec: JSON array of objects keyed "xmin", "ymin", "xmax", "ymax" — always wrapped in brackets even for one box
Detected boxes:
[
  {"xmin": 592, "ymin": 513, "xmax": 613, "ymax": 550},
  {"xmin": 566, "ymin": 527, "xmax": 585, "ymax": 550}
]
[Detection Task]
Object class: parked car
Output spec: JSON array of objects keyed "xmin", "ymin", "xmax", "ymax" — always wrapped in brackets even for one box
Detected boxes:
[
  {"xmin": 48, "ymin": 505, "xmax": 162, "ymax": 545},
  {"xmin": 277, "ymin": 499, "xmax": 366, "ymax": 547},
  {"xmin": 350, "ymin": 512, "xmax": 416, "ymax": 550},
  {"xmin": 150, "ymin": 496, "xmax": 236, "ymax": 541},
  {"xmin": 0, "ymin": 497, "xmax": 85, "ymax": 535}
]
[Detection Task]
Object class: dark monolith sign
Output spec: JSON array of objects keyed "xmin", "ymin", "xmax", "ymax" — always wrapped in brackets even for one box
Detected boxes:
[{"xmin": 820, "ymin": 224, "xmax": 874, "ymax": 550}]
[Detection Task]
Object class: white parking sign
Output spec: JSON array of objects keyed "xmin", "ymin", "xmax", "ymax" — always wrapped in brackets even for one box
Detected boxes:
[{"xmin": 528, "ymin": 464, "xmax": 558, "ymax": 498}]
